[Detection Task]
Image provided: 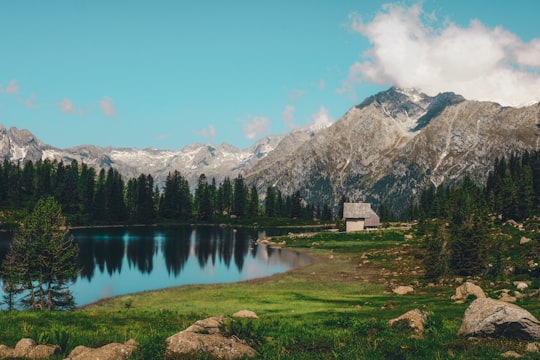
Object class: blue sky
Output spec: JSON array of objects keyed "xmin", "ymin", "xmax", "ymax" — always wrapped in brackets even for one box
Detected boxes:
[{"xmin": 1, "ymin": 1, "xmax": 539, "ymax": 150}]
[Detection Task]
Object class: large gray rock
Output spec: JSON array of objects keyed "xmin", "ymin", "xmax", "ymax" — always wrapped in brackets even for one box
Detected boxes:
[
  {"xmin": 166, "ymin": 316, "xmax": 257, "ymax": 359},
  {"xmin": 0, "ymin": 338, "xmax": 60, "ymax": 359},
  {"xmin": 66, "ymin": 339, "xmax": 138, "ymax": 360},
  {"xmin": 458, "ymin": 298, "xmax": 540, "ymax": 340}
]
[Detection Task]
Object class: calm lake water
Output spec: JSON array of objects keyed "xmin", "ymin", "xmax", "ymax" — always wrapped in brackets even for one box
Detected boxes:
[{"xmin": 0, "ymin": 225, "xmax": 314, "ymax": 308}]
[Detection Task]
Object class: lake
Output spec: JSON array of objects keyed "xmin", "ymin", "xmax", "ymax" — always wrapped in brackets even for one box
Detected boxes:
[{"xmin": 0, "ymin": 225, "xmax": 315, "ymax": 308}]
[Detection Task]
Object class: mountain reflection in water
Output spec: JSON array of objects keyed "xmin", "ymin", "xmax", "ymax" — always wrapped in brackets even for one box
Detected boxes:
[{"xmin": 0, "ymin": 225, "xmax": 314, "ymax": 307}]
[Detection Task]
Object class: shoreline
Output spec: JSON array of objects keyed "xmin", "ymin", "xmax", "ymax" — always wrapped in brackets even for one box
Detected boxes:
[{"xmin": 77, "ymin": 242, "xmax": 320, "ymax": 310}]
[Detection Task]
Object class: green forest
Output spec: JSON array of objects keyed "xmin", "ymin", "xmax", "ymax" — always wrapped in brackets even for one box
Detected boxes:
[
  {"xmin": 0, "ymin": 151, "xmax": 539, "ymax": 229},
  {"xmin": 406, "ymin": 151, "xmax": 540, "ymax": 222},
  {"xmin": 404, "ymin": 150, "xmax": 540, "ymax": 280},
  {"xmin": 0, "ymin": 159, "xmax": 333, "ymax": 227}
]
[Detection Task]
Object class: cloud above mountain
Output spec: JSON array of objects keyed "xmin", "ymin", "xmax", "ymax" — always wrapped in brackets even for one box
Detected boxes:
[
  {"xmin": 243, "ymin": 115, "xmax": 270, "ymax": 140},
  {"xmin": 307, "ymin": 106, "xmax": 333, "ymax": 130},
  {"xmin": 196, "ymin": 124, "xmax": 216, "ymax": 138},
  {"xmin": 344, "ymin": 4, "xmax": 540, "ymax": 107},
  {"xmin": 60, "ymin": 99, "xmax": 75, "ymax": 113},
  {"xmin": 99, "ymin": 96, "xmax": 116, "ymax": 117}
]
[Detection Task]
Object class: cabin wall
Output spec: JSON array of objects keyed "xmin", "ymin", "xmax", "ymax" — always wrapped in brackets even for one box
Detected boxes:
[{"xmin": 346, "ymin": 218, "xmax": 365, "ymax": 232}]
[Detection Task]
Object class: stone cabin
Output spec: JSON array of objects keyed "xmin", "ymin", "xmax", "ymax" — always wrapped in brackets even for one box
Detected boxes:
[{"xmin": 343, "ymin": 202, "xmax": 380, "ymax": 232}]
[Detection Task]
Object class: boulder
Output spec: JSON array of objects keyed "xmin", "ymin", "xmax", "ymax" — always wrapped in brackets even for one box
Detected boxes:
[
  {"xmin": 388, "ymin": 309, "xmax": 428, "ymax": 335},
  {"xmin": 520, "ymin": 236, "xmax": 532, "ymax": 245},
  {"xmin": 0, "ymin": 339, "xmax": 59, "ymax": 359},
  {"xmin": 451, "ymin": 281, "xmax": 487, "ymax": 303},
  {"xmin": 232, "ymin": 310, "xmax": 259, "ymax": 319},
  {"xmin": 515, "ymin": 282, "xmax": 529, "ymax": 291},
  {"xmin": 501, "ymin": 350, "xmax": 523, "ymax": 358},
  {"xmin": 499, "ymin": 291, "xmax": 517, "ymax": 303},
  {"xmin": 458, "ymin": 298, "xmax": 540, "ymax": 340},
  {"xmin": 392, "ymin": 285, "xmax": 414, "ymax": 295},
  {"xmin": 0, "ymin": 338, "xmax": 61, "ymax": 359},
  {"xmin": 526, "ymin": 342, "xmax": 540, "ymax": 353},
  {"xmin": 166, "ymin": 316, "xmax": 257, "ymax": 359},
  {"xmin": 66, "ymin": 339, "xmax": 138, "ymax": 360}
]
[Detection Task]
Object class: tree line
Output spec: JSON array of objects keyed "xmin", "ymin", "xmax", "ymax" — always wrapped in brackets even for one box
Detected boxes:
[
  {"xmin": 404, "ymin": 151, "xmax": 540, "ymax": 222},
  {"xmin": 406, "ymin": 150, "xmax": 540, "ymax": 280},
  {"xmin": 0, "ymin": 159, "xmax": 333, "ymax": 226}
]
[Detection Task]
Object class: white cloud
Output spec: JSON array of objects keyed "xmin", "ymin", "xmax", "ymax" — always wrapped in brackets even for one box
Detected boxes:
[
  {"xmin": 60, "ymin": 98, "xmax": 75, "ymax": 113},
  {"xmin": 196, "ymin": 124, "xmax": 217, "ymax": 138},
  {"xmin": 5, "ymin": 79, "xmax": 18, "ymax": 94},
  {"xmin": 243, "ymin": 115, "xmax": 270, "ymax": 140},
  {"xmin": 306, "ymin": 106, "xmax": 333, "ymax": 131},
  {"xmin": 282, "ymin": 105, "xmax": 297, "ymax": 129},
  {"xmin": 343, "ymin": 3, "xmax": 540, "ymax": 106},
  {"xmin": 289, "ymin": 88, "xmax": 307, "ymax": 100},
  {"xmin": 156, "ymin": 133, "xmax": 172, "ymax": 141},
  {"xmin": 25, "ymin": 94, "xmax": 36, "ymax": 108},
  {"xmin": 99, "ymin": 96, "xmax": 116, "ymax": 117}
]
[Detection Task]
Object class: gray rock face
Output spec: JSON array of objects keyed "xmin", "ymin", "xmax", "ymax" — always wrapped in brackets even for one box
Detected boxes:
[
  {"xmin": 246, "ymin": 88, "xmax": 540, "ymax": 214},
  {"xmin": 458, "ymin": 298, "xmax": 540, "ymax": 340},
  {"xmin": 166, "ymin": 316, "xmax": 257, "ymax": 359}
]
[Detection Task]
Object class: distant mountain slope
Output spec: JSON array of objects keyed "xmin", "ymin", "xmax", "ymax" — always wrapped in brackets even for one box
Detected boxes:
[
  {"xmin": 0, "ymin": 126, "xmax": 274, "ymax": 187},
  {"xmin": 1, "ymin": 87, "xmax": 539, "ymax": 215},
  {"xmin": 0, "ymin": 126, "xmax": 313, "ymax": 189},
  {"xmin": 244, "ymin": 88, "xmax": 540, "ymax": 214}
]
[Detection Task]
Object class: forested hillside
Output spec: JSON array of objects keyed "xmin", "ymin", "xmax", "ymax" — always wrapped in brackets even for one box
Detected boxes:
[
  {"xmin": 405, "ymin": 151, "xmax": 540, "ymax": 280},
  {"xmin": 407, "ymin": 151, "xmax": 540, "ymax": 221},
  {"xmin": 0, "ymin": 159, "xmax": 331, "ymax": 227}
]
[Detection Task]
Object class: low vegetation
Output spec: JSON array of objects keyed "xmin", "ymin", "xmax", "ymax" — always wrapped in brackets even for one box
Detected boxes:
[{"xmin": 1, "ymin": 225, "xmax": 539, "ymax": 359}]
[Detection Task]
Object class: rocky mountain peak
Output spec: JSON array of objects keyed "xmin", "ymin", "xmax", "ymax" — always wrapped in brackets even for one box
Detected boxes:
[
  {"xmin": 245, "ymin": 88, "xmax": 539, "ymax": 214},
  {"xmin": 0, "ymin": 87, "xmax": 538, "ymax": 216}
]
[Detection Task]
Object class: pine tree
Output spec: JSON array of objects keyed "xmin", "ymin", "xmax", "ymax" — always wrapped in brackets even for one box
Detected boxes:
[
  {"xmin": 233, "ymin": 175, "xmax": 247, "ymax": 217},
  {"xmin": 1, "ymin": 197, "xmax": 79, "ymax": 310},
  {"xmin": 160, "ymin": 170, "xmax": 192, "ymax": 220},
  {"xmin": 422, "ymin": 219, "xmax": 450, "ymax": 280},
  {"xmin": 93, "ymin": 169, "xmax": 107, "ymax": 223},
  {"xmin": 264, "ymin": 185, "xmax": 276, "ymax": 217},
  {"xmin": 195, "ymin": 174, "xmax": 214, "ymax": 221},
  {"xmin": 79, "ymin": 163, "xmax": 96, "ymax": 223},
  {"xmin": 248, "ymin": 185, "xmax": 259, "ymax": 217},
  {"xmin": 321, "ymin": 203, "xmax": 333, "ymax": 221},
  {"xmin": 291, "ymin": 191, "xmax": 302, "ymax": 218},
  {"xmin": 219, "ymin": 177, "xmax": 233, "ymax": 215},
  {"xmin": 105, "ymin": 168, "xmax": 127, "ymax": 223}
]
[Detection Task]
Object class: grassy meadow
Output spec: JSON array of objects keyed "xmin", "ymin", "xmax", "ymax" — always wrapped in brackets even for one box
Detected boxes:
[{"xmin": 1, "ymin": 228, "xmax": 540, "ymax": 359}]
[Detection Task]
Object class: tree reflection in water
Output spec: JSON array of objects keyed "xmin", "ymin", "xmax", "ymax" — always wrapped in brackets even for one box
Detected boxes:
[
  {"xmin": 72, "ymin": 225, "xmax": 272, "ymax": 281},
  {"xmin": 0, "ymin": 225, "xmax": 314, "ymax": 307}
]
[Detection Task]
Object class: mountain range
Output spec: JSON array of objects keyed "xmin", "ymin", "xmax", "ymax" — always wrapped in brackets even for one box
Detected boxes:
[{"xmin": 1, "ymin": 87, "xmax": 539, "ymax": 215}]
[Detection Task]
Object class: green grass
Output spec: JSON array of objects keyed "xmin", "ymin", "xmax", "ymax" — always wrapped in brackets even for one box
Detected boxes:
[{"xmin": 1, "ymin": 228, "xmax": 540, "ymax": 359}]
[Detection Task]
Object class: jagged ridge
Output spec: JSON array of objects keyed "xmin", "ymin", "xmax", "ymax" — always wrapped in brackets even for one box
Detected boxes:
[{"xmin": 1, "ymin": 87, "xmax": 539, "ymax": 215}]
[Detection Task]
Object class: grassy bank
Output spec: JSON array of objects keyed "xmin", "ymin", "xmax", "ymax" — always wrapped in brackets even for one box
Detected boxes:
[{"xmin": 1, "ymin": 229, "xmax": 539, "ymax": 359}]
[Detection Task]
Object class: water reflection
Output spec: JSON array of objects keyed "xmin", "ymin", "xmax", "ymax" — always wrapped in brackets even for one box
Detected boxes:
[
  {"xmin": 0, "ymin": 225, "xmax": 314, "ymax": 306},
  {"xmin": 74, "ymin": 226, "xmax": 274, "ymax": 280}
]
